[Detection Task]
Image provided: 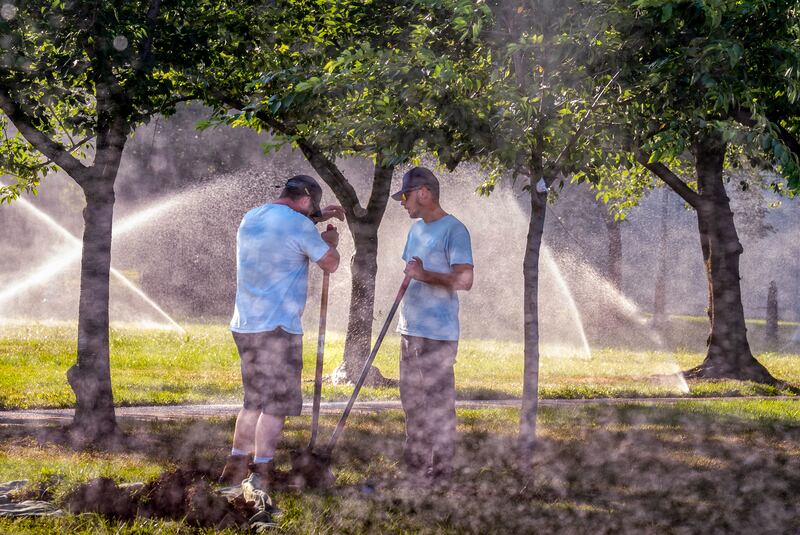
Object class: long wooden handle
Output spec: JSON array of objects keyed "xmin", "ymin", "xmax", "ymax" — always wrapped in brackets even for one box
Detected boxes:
[
  {"xmin": 309, "ymin": 224, "xmax": 335, "ymax": 449},
  {"xmin": 308, "ymin": 271, "xmax": 329, "ymax": 449},
  {"xmin": 326, "ymin": 274, "xmax": 412, "ymax": 451}
]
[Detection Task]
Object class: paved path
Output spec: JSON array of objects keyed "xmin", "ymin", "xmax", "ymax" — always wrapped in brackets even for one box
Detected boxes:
[{"xmin": 1, "ymin": 396, "xmax": 797, "ymax": 424}]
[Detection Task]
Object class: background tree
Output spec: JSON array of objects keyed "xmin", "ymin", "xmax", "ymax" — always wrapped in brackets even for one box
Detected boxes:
[
  {"xmin": 0, "ymin": 0, "xmax": 254, "ymax": 441},
  {"xmin": 596, "ymin": 0, "xmax": 800, "ymax": 382},
  {"xmin": 201, "ymin": 0, "xmax": 487, "ymax": 383},
  {"xmin": 395, "ymin": 0, "xmax": 619, "ymax": 462}
]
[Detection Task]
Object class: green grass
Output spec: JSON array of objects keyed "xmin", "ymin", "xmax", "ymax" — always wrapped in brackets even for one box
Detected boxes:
[
  {"xmin": 1, "ymin": 400, "xmax": 799, "ymax": 533},
  {"xmin": 0, "ymin": 321, "xmax": 799, "ymax": 409}
]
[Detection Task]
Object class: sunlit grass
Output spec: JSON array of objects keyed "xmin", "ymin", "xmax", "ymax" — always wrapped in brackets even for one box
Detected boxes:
[{"xmin": 0, "ymin": 322, "xmax": 798, "ymax": 409}]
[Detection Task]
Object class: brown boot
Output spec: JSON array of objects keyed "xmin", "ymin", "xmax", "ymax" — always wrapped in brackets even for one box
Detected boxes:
[{"xmin": 218, "ymin": 454, "xmax": 252, "ymax": 486}]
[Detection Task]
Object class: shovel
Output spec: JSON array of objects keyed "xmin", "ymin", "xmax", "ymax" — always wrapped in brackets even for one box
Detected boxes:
[
  {"xmin": 290, "ymin": 273, "xmax": 413, "ymax": 487},
  {"xmin": 287, "ymin": 226, "xmax": 333, "ymax": 483}
]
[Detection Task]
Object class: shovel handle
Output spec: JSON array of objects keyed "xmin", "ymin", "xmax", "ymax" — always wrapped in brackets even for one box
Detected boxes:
[
  {"xmin": 309, "ymin": 224, "xmax": 335, "ymax": 449},
  {"xmin": 326, "ymin": 274, "xmax": 412, "ymax": 451},
  {"xmin": 308, "ymin": 270, "xmax": 329, "ymax": 449}
]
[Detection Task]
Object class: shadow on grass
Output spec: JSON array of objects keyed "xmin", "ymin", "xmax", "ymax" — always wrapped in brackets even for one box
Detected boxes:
[
  {"xmin": 1, "ymin": 403, "xmax": 799, "ymax": 533},
  {"xmin": 455, "ymin": 387, "xmax": 518, "ymax": 400}
]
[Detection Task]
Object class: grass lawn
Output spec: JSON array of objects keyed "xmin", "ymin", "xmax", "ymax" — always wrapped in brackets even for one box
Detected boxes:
[
  {"xmin": 0, "ymin": 400, "xmax": 798, "ymax": 533},
  {"xmin": 1, "ymin": 321, "xmax": 798, "ymax": 409}
]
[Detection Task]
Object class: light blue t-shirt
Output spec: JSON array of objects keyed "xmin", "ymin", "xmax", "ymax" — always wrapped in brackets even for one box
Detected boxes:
[
  {"xmin": 230, "ymin": 203, "xmax": 330, "ymax": 334},
  {"xmin": 397, "ymin": 214, "xmax": 473, "ymax": 341}
]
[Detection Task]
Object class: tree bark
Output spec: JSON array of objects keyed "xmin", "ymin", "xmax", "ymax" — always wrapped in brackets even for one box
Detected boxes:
[
  {"xmin": 66, "ymin": 177, "xmax": 118, "ymax": 440},
  {"xmin": 336, "ymin": 221, "xmax": 381, "ymax": 381},
  {"xmin": 518, "ymin": 183, "xmax": 547, "ymax": 465},
  {"xmin": 298, "ymin": 144, "xmax": 395, "ymax": 384},
  {"xmin": 686, "ymin": 134, "xmax": 776, "ymax": 382},
  {"xmin": 66, "ymin": 114, "xmax": 126, "ymax": 440},
  {"xmin": 766, "ymin": 281, "xmax": 778, "ymax": 348}
]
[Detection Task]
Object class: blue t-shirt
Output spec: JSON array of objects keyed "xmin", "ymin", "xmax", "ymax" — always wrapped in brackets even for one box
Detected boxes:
[
  {"xmin": 230, "ymin": 203, "xmax": 330, "ymax": 334},
  {"xmin": 397, "ymin": 214, "xmax": 473, "ymax": 341}
]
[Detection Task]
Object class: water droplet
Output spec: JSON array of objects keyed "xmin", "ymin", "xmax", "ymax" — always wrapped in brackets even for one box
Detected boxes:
[
  {"xmin": 1, "ymin": 4, "xmax": 17, "ymax": 20},
  {"xmin": 113, "ymin": 35, "xmax": 128, "ymax": 51}
]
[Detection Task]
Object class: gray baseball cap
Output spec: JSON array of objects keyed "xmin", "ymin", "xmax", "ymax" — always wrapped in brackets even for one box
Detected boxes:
[
  {"xmin": 391, "ymin": 166, "xmax": 440, "ymax": 201},
  {"xmin": 285, "ymin": 174, "xmax": 322, "ymax": 218}
]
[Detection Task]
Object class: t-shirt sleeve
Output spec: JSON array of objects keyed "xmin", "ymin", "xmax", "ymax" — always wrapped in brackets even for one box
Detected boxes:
[
  {"xmin": 401, "ymin": 234, "xmax": 411, "ymax": 262},
  {"xmin": 295, "ymin": 218, "xmax": 331, "ymax": 263},
  {"xmin": 447, "ymin": 222, "xmax": 473, "ymax": 266}
]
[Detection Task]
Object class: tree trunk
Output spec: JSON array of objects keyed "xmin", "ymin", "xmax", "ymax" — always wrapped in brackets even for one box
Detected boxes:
[
  {"xmin": 299, "ymin": 146, "xmax": 394, "ymax": 385},
  {"xmin": 332, "ymin": 221, "xmax": 383, "ymax": 383},
  {"xmin": 66, "ymin": 178, "xmax": 118, "ymax": 440},
  {"xmin": 766, "ymin": 281, "xmax": 778, "ymax": 348},
  {"xmin": 652, "ymin": 189, "xmax": 670, "ymax": 326},
  {"xmin": 518, "ymin": 185, "xmax": 547, "ymax": 464},
  {"xmin": 686, "ymin": 134, "xmax": 776, "ymax": 382}
]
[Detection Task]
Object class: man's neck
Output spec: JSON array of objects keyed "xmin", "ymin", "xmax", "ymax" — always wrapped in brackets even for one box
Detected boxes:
[
  {"xmin": 420, "ymin": 205, "xmax": 447, "ymax": 224},
  {"xmin": 274, "ymin": 197, "xmax": 303, "ymax": 214}
]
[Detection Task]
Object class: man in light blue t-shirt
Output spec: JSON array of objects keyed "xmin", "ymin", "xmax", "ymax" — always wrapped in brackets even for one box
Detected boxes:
[
  {"xmin": 392, "ymin": 166, "xmax": 474, "ymax": 480},
  {"xmin": 219, "ymin": 175, "xmax": 343, "ymax": 489}
]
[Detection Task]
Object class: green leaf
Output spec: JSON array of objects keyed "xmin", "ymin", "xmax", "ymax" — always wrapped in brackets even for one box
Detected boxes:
[{"xmin": 660, "ymin": 3, "xmax": 672, "ymax": 22}]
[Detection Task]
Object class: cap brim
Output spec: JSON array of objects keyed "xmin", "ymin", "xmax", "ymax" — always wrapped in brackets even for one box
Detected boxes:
[{"xmin": 391, "ymin": 190, "xmax": 404, "ymax": 201}]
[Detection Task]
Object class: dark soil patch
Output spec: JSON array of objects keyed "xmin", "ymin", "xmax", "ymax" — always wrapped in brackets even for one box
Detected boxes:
[{"xmin": 64, "ymin": 469, "xmax": 252, "ymax": 529}]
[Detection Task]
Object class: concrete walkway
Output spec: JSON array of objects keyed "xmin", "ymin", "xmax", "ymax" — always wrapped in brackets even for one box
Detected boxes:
[{"xmin": 1, "ymin": 396, "xmax": 797, "ymax": 424}]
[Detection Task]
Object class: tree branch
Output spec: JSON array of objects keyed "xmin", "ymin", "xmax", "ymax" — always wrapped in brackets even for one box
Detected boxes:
[
  {"xmin": 219, "ymin": 95, "xmax": 366, "ymax": 215},
  {"xmin": 297, "ymin": 140, "xmax": 364, "ymax": 215},
  {"xmin": 0, "ymin": 86, "xmax": 90, "ymax": 182},
  {"xmin": 635, "ymin": 148, "xmax": 700, "ymax": 209},
  {"xmin": 138, "ymin": 0, "xmax": 163, "ymax": 73},
  {"xmin": 548, "ymin": 70, "xmax": 620, "ymax": 179},
  {"xmin": 364, "ymin": 159, "xmax": 394, "ymax": 223},
  {"xmin": 732, "ymin": 107, "xmax": 800, "ymax": 161},
  {"xmin": 29, "ymin": 135, "xmax": 94, "ymax": 171}
]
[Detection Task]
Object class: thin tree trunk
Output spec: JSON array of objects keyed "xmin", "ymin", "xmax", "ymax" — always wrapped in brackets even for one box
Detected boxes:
[
  {"xmin": 518, "ymin": 185, "xmax": 547, "ymax": 465},
  {"xmin": 335, "ymin": 222, "xmax": 380, "ymax": 382},
  {"xmin": 298, "ymin": 145, "xmax": 394, "ymax": 384},
  {"xmin": 66, "ymin": 178, "xmax": 118, "ymax": 439},
  {"xmin": 686, "ymin": 135, "xmax": 775, "ymax": 382},
  {"xmin": 766, "ymin": 281, "xmax": 778, "ymax": 347}
]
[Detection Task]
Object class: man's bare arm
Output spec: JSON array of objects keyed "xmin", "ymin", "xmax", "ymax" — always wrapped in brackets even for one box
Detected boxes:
[
  {"xmin": 404, "ymin": 258, "xmax": 473, "ymax": 291},
  {"xmin": 316, "ymin": 226, "xmax": 340, "ymax": 273},
  {"xmin": 317, "ymin": 248, "xmax": 340, "ymax": 273}
]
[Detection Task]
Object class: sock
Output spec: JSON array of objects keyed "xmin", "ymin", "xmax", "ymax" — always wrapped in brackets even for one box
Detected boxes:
[
  {"xmin": 253, "ymin": 456, "xmax": 273, "ymax": 464},
  {"xmin": 231, "ymin": 448, "xmax": 249, "ymax": 457}
]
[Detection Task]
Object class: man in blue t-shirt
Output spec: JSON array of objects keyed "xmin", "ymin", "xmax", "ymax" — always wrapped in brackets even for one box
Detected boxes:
[
  {"xmin": 392, "ymin": 166, "xmax": 474, "ymax": 480},
  {"xmin": 219, "ymin": 175, "xmax": 343, "ymax": 489}
]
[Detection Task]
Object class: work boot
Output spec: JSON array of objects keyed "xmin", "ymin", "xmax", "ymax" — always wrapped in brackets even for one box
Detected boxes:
[
  {"xmin": 217, "ymin": 454, "xmax": 252, "ymax": 486},
  {"xmin": 244, "ymin": 461, "xmax": 277, "ymax": 493}
]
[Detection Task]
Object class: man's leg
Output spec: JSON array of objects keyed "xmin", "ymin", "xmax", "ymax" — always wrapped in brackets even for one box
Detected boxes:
[
  {"xmin": 254, "ymin": 413, "xmax": 286, "ymax": 460},
  {"xmin": 243, "ymin": 329, "xmax": 302, "ymax": 491},
  {"xmin": 424, "ymin": 340, "xmax": 457, "ymax": 475},
  {"xmin": 232, "ymin": 408, "xmax": 260, "ymax": 453},
  {"xmin": 220, "ymin": 333, "xmax": 262, "ymax": 485},
  {"xmin": 400, "ymin": 335, "xmax": 429, "ymax": 472}
]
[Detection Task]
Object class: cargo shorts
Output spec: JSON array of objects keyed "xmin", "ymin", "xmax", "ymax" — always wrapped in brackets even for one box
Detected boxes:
[{"xmin": 232, "ymin": 328, "xmax": 303, "ymax": 416}]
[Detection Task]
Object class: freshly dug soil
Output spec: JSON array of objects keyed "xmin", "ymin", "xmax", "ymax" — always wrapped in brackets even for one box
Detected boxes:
[{"xmin": 65, "ymin": 469, "xmax": 252, "ymax": 529}]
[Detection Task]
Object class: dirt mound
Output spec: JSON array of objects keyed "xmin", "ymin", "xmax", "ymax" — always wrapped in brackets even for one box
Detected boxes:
[
  {"xmin": 65, "ymin": 469, "xmax": 251, "ymax": 529},
  {"xmin": 65, "ymin": 477, "xmax": 138, "ymax": 519}
]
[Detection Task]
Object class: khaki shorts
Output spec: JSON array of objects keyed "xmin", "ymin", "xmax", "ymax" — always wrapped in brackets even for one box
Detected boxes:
[{"xmin": 232, "ymin": 328, "xmax": 303, "ymax": 416}]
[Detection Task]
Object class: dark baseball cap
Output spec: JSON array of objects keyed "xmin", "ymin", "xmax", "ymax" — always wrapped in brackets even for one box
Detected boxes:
[
  {"xmin": 391, "ymin": 166, "xmax": 440, "ymax": 201},
  {"xmin": 285, "ymin": 174, "xmax": 322, "ymax": 218}
]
